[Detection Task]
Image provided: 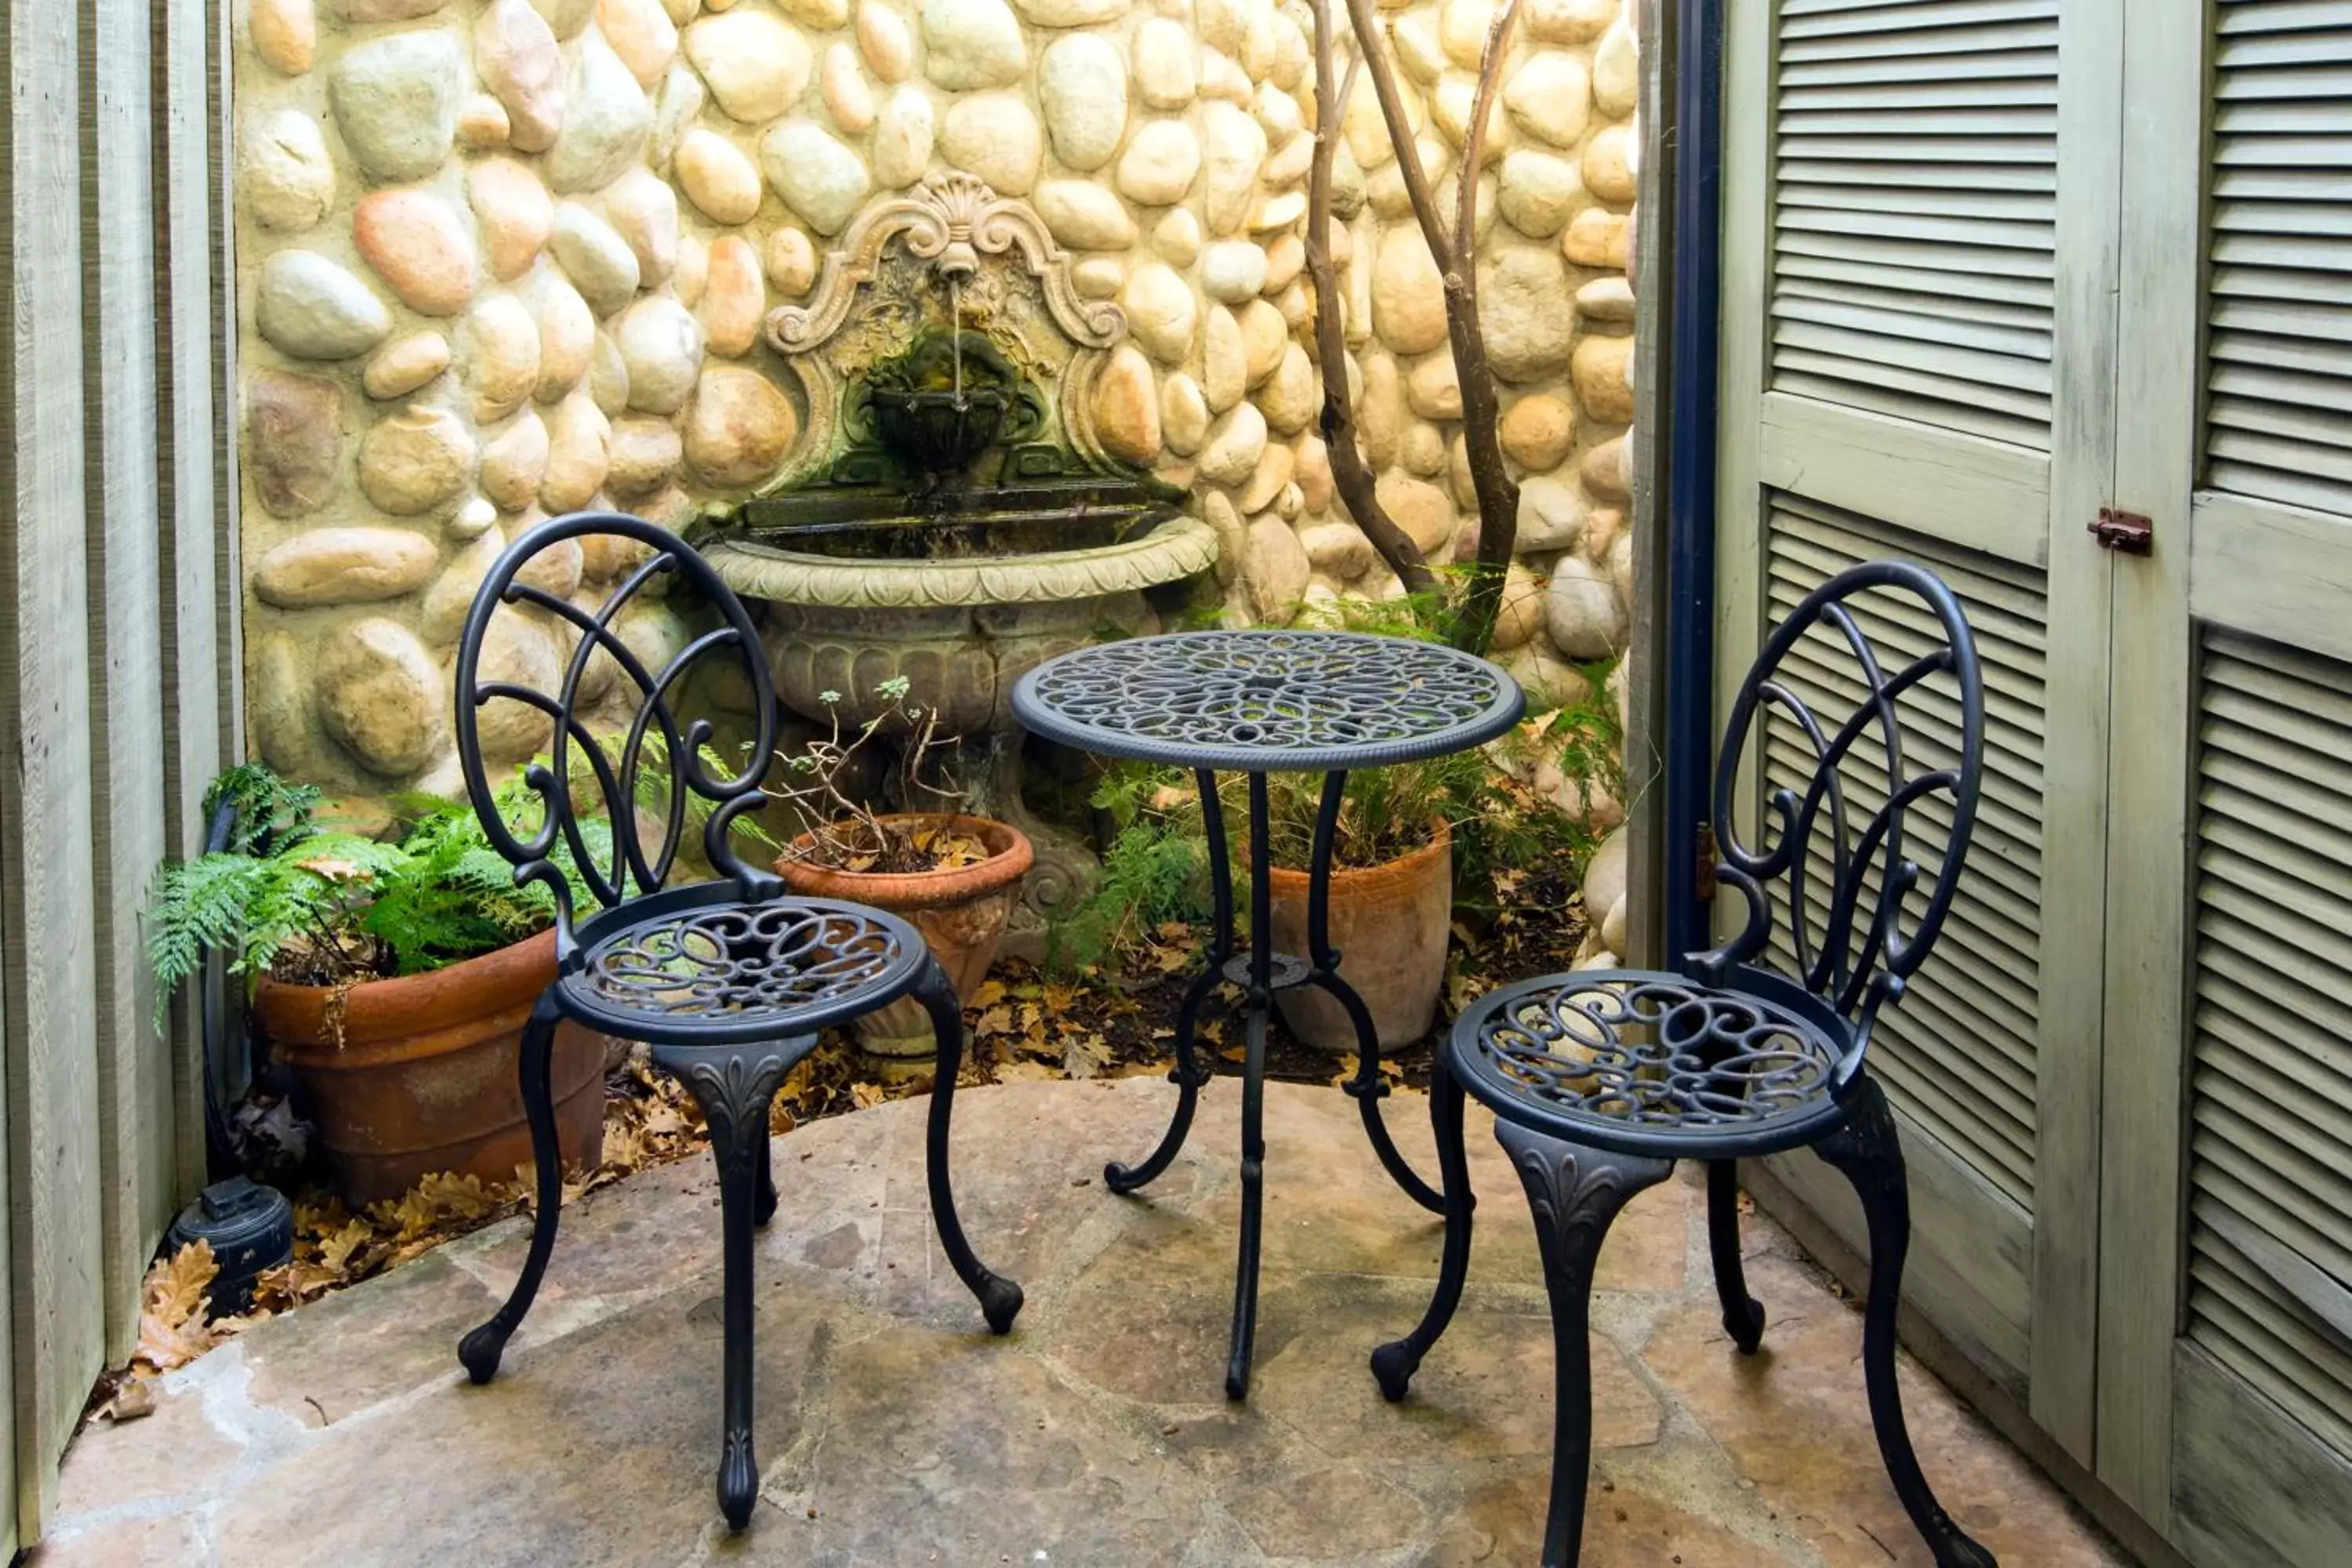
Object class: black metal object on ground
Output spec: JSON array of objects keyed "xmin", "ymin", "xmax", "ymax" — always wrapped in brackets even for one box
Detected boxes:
[
  {"xmin": 1371, "ymin": 560, "xmax": 2000, "ymax": 1568},
  {"xmin": 448, "ymin": 512, "xmax": 1022, "ymax": 1532},
  {"xmin": 1013, "ymin": 629, "xmax": 1524, "ymax": 1397}
]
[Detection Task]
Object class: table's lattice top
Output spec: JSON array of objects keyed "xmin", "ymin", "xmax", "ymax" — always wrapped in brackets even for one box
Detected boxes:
[
  {"xmin": 570, "ymin": 898, "xmax": 918, "ymax": 1029},
  {"xmin": 1450, "ymin": 971, "xmax": 1848, "ymax": 1152},
  {"xmin": 1011, "ymin": 630, "xmax": 1524, "ymax": 771}
]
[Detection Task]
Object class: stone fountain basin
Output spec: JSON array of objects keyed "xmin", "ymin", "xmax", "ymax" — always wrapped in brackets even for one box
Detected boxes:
[{"xmin": 702, "ymin": 513, "xmax": 1218, "ymax": 734}]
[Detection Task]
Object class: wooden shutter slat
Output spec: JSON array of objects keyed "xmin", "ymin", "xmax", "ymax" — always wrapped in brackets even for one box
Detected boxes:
[
  {"xmin": 1772, "ymin": 291, "xmax": 2053, "ymax": 360},
  {"xmin": 2220, "ymin": 0, "xmax": 2352, "ymax": 38},
  {"xmin": 1773, "ymin": 343, "xmax": 2055, "ymax": 419},
  {"xmin": 1777, "ymin": 270, "xmax": 2055, "ymax": 327},
  {"xmin": 1782, "ymin": 21, "xmax": 2059, "ymax": 65},
  {"xmin": 1780, "ymin": 155, "xmax": 2058, "ymax": 194},
  {"xmin": 1780, "ymin": 180, "xmax": 2058, "ymax": 223}
]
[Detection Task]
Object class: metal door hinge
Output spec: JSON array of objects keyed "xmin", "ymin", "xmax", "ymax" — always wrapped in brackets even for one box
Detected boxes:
[
  {"xmin": 1696, "ymin": 824, "xmax": 1718, "ymax": 903},
  {"xmin": 2091, "ymin": 507, "xmax": 2154, "ymax": 554}
]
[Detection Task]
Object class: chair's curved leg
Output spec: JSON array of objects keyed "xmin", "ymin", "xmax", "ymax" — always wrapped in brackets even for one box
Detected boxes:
[
  {"xmin": 1109, "ymin": 768, "xmax": 1232, "ymax": 1196},
  {"xmin": 917, "ymin": 960, "xmax": 1025, "ymax": 1334},
  {"xmin": 459, "ymin": 994, "xmax": 566, "ymax": 1385},
  {"xmin": 677, "ymin": 1046, "xmax": 794, "ymax": 1532},
  {"xmin": 1707, "ymin": 1160, "xmax": 1767, "ymax": 1353},
  {"xmin": 1815, "ymin": 1076, "xmax": 1999, "ymax": 1568},
  {"xmin": 1371, "ymin": 1058, "xmax": 1476, "ymax": 1400},
  {"xmin": 1496, "ymin": 1122, "xmax": 1673, "ymax": 1568}
]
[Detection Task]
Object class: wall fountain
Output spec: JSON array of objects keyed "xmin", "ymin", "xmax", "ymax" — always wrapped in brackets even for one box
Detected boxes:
[{"xmin": 698, "ymin": 175, "xmax": 1219, "ymax": 945}]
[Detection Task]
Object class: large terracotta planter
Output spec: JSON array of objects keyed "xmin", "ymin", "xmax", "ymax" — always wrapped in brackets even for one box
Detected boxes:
[
  {"xmin": 1269, "ymin": 823, "xmax": 1454, "ymax": 1055},
  {"xmin": 777, "ymin": 815, "xmax": 1033, "ymax": 1074},
  {"xmin": 252, "ymin": 928, "xmax": 605, "ymax": 1206}
]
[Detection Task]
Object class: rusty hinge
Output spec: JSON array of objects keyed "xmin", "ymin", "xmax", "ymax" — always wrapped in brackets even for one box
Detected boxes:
[
  {"xmin": 2090, "ymin": 507, "xmax": 2154, "ymax": 555},
  {"xmin": 1696, "ymin": 823, "xmax": 1719, "ymax": 903}
]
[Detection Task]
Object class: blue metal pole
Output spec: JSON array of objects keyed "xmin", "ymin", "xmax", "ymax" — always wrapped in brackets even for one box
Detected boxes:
[{"xmin": 1662, "ymin": 0, "xmax": 1726, "ymax": 964}]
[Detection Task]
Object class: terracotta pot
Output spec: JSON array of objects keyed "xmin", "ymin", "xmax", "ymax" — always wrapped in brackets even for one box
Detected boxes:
[
  {"xmin": 252, "ymin": 928, "xmax": 605, "ymax": 1206},
  {"xmin": 777, "ymin": 815, "xmax": 1034, "ymax": 1073},
  {"xmin": 1269, "ymin": 823, "xmax": 1454, "ymax": 1055}
]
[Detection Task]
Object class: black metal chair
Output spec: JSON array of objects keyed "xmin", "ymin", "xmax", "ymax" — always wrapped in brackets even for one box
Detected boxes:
[
  {"xmin": 449, "ymin": 512, "xmax": 1022, "ymax": 1530},
  {"xmin": 1371, "ymin": 561, "xmax": 1998, "ymax": 1567}
]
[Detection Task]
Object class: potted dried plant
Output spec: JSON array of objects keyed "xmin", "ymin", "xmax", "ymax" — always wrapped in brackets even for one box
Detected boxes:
[
  {"xmin": 768, "ymin": 677, "xmax": 1033, "ymax": 1075},
  {"xmin": 1064, "ymin": 684, "xmax": 1614, "ymax": 1054},
  {"xmin": 147, "ymin": 765, "xmax": 606, "ymax": 1204}
]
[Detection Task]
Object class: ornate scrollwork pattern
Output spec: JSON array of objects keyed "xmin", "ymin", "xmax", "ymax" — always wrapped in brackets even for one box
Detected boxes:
[
  {"xmin": 452, "ymin": 512, "xmax": 784, "ymax": 948},
  {"xmin": 575, "ymin": 902, "xmax": 905, "ymax": 1025},
  {"xmin": 1692, "ymin": 561, "xmax": 1985, "ymax": 1049},
  {"xmin": 1458, "ymin": 972, "xmax": 1843, "ymax": 1142},
  {"xmin": 1011, "ymin": 629, "xmax": 1524, "ymax": 771},
  {"xmin": 764, "ymin": 173, "xmax": 1124, "ymax": 356}
]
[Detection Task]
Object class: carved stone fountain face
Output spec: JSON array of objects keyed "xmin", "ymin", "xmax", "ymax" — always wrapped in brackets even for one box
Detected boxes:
[{"xmin": 699, "ymin": 174, "xmax": 1216, "ymax": 738}]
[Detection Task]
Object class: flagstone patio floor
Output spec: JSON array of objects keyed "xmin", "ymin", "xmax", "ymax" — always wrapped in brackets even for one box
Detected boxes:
[{"xmin": 37, "ymin": 1076, "xmax": 2131, "ymax": 1567}]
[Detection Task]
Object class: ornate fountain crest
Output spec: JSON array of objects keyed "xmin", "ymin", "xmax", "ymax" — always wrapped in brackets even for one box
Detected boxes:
[{"xmin": 761, "ymin": 175, "xmax": 1130, "ymax": 488}]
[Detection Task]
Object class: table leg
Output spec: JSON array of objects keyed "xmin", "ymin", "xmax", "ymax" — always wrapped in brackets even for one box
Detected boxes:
[
  {"xmin": 1226, "ymin": 771, "xmax": 1273, "ymax": 1399},
  {"xmin": 1105, "ymin": 768, "xmax": 1230, "ymax": 1194},
  {"xmin": 1301, "ymin": 769, "xmax": 1447, "ymax": 1214}
]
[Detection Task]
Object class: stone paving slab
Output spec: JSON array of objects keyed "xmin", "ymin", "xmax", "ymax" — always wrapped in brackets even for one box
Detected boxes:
[{"xmin": 34, "ymin": 1079, "xmax": 2130, "ymax": 1567}]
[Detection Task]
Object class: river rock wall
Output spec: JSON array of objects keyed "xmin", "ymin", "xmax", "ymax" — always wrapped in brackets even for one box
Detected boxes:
[{"xmin": 234, "ymin": 0, "xmax": 1639, "ymax": 799}]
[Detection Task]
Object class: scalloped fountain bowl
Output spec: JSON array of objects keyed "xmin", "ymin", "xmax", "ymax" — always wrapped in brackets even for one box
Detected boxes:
[{"xmin": 702, "ymin": 479, "xmax": 1218, "ymax": 735}]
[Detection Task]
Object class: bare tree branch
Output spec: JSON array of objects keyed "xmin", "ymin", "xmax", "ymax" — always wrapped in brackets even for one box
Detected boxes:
[
  {"xmin": 1342, "ymin": 0, "xmax": 1455, "ymax": 278},
  {"xmin": 1442, "ymin": 0, "xmax": 1527, "ymax": 653},
  {"xmin": 1306, "ymin": 1, "xmax": 1436, "ymax": 597}
]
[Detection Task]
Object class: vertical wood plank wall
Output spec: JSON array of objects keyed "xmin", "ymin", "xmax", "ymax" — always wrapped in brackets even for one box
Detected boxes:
[{"xmin": 1, "ymin": 0, "xmax": 234, "ymax": 1548}]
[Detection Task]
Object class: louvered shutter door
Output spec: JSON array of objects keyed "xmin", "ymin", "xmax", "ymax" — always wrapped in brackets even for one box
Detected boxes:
[
  {"xmin": 2098, "ymin": 0, "xmax": 2352, "ymax": 1551},
  {"xmin": 1771, "ymin": 0, "xmax": 2060, "ymax": 448},
  {"xmin": 1726, "ymin": 0, "xmax": 2114, "ymax": 1429},
  {"xmin": 1763, "ymin": 497, "xmax": 2047, "ymax": 1208},
  {"xmin": 2183, "ymin": 635, "xmax": 2352, "ymax": 1461},
  {"xmin": 2206, "ymin": 0, "xmax": 2352, "ymax": 514}
]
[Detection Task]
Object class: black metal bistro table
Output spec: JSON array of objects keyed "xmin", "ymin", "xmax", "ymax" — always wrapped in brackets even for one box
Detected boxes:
[{"xmin": 1011, "ymin": 629, "xmax": 1523, "ymax": 1396}]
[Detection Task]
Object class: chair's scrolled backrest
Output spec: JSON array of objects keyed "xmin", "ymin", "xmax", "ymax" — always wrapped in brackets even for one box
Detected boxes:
[
  {"xmin": 452, "ymin": 511, "xmax": 782, "ymax": 952},
  {"xmin": 1688, "ymin": 560, "xmax": 1985, "ymax": 1053}
]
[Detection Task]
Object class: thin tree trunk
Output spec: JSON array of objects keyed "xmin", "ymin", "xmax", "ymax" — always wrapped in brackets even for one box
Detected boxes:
[
  {"xmin": 1441, "ymin": 0, "xmax": 1527, "ymax": 654},
  {"xmin": 1305, "ymin": 4, "xmax": 1436, "ymax": 597},
  {"xmin": 1340, "ymin": 0, "xmax": 1527, "ymax": 655}
]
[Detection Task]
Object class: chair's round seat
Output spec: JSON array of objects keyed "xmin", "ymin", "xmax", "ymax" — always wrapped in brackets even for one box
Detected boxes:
[
  {"xmin": 555, "ymin": 884, "xmax": 929, "ymax": 1047},
  {"xmin": 1446, "ymin": 969, "xmax": 1856, "ymax": 1160}
]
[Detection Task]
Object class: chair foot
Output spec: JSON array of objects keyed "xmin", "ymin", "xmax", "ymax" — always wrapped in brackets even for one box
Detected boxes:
[
  {"xmin": 718, "ymin": 1430, "xmax": 758, "ymax": 1532},
  {"xmin": 1370, "ymin": 1339, "xmax": 1422, "ymax": 1403},
  {"xmin": 457, "ymin": 1320, "xmax": 512, "ymax": 1385},
  {"xmin": 978, "ymin": 1274, "xmax": 1025, "ymax": 1336},
  {"xmin": 1724, "ymin": 1294, "xmax": 1768, "ymax": 1356}
]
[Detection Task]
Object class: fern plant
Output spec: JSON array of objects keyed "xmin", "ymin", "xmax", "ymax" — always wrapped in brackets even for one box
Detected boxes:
[{"xmin": 147, "ymin": 766, "xmax": 617, "ymax": 1014}]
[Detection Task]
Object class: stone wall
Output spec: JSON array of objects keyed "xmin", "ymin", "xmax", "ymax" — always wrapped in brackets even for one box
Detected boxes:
[{"xmin": 234, "ymin": 0, "xmax": 1639, "ymax": 797}]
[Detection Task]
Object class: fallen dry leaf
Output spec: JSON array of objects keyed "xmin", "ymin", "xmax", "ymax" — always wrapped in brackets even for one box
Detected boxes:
[{"xmin": 136, "ymin": 1240, "xmax": 222, "ymax": 1374}]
